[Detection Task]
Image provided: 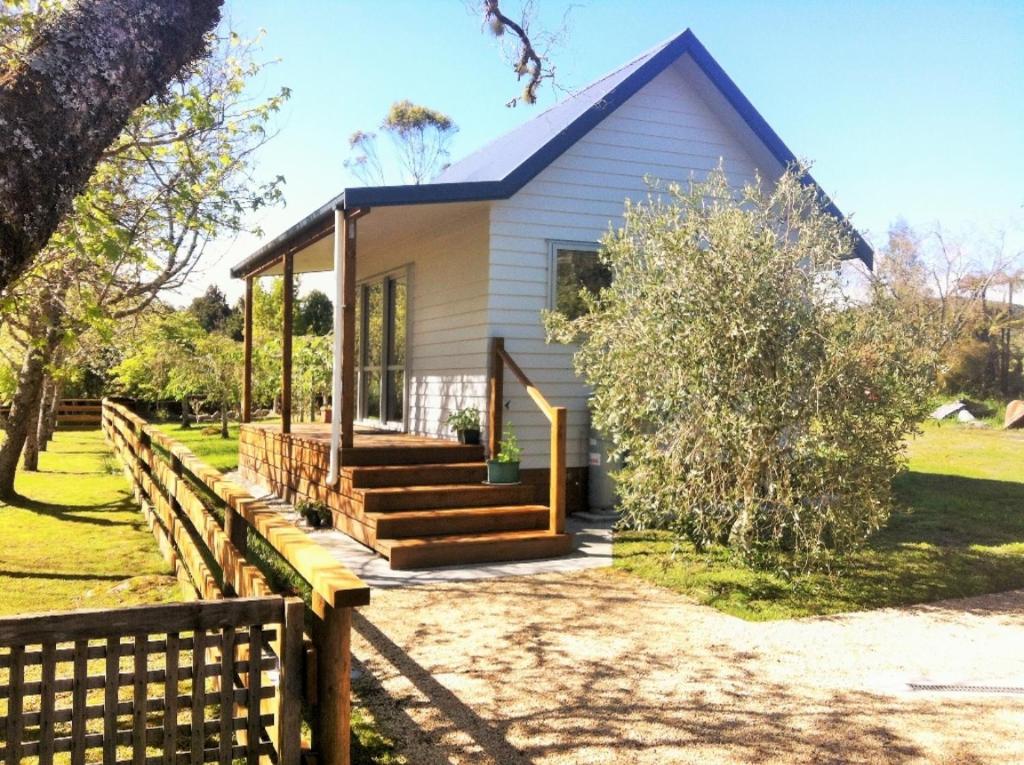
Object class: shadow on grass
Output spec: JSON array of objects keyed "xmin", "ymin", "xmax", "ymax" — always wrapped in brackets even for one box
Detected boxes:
[
  {"xmin": 7, "ymin": 496, "xmax": 141, "ymax": 527},
  {"xmin": 0, "ymin": 568, "xmax": 126, "ymax": 582},
  {"xmin": 615, "ymin": 471, "xmax": 1024, "ymax": 620}
]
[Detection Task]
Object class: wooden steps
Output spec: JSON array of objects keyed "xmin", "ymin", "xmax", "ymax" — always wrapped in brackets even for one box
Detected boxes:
[
  {"xmin": 377, "ymin": 530, "xmax": 573, "ymax": 570},
  {"xmin": 346, "ymin": 451, "xmax": 571, "ymax": 569},
  {"xmin": 343, "ymin": 462, "xmax": 486, "ymax": 489},
  {"xmin": 340, "ymin": 443, "xmax": 483, "ymax": 466},
  {"xmin": 357, "ymin": 482, "xmax": 535, "ymax": 513},
  {"xmin": 368, "ymin": 504, "xmax": 549, "ymax": 538},
  {"xmin": 239, "ymin": 424, "xmax": 572, "ymax": 570}
]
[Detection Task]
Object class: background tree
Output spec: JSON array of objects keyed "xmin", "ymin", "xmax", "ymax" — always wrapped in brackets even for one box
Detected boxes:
[
  {"xmin": 189, "ymin": 285, "xmax": 233, "ymax": 333},
  {"xmin": 548, "ymin": 167, "xmax": 936, "ymax": 571},
  {"xmin": 345, "ymin": 101, "xmax": 458, "ymax": 185},
  {"xmin": 873, "ymin": 221, "xmax": 1022, "ymax": 399},
  {"xmin": 297, "ymin": 290, "xmax": 333, "ymax": 336}
]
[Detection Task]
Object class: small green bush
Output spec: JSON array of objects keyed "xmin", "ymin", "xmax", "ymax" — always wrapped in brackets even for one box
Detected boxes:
[{"xmin": 296, "ymin": 500, "xmax": 332, "ymax": 529}]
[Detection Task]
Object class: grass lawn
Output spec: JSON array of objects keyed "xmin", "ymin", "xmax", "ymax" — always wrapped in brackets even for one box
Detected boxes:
[
  {"xmin": 615, "ymin": 421, "xmax": 1024, "ymax": 620},
  {"xmin": 152, "ymin": 421, "xmax": 243, "ymax": 471},
  {"xmin": 0, "ymin": 427, "xmax": 179, "ymax": 616}
]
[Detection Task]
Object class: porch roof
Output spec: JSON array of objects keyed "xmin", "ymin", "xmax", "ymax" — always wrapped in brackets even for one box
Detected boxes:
[{"xmin": 230, "ymin": 27, "xmax": 873, "ymax": 280}]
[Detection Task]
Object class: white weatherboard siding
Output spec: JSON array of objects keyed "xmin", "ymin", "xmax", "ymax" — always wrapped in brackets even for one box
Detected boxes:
[
  {"xmin": 488, "ymin": 57, "xmax": 783, "ymax": 470},
  {"xmin": 354, "ymin": 202, "xmax": 491, "ymax": 440}
]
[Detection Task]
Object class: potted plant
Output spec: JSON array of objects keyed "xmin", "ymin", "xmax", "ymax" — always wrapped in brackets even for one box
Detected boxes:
[
  {"xmin": 447, "ymin": 406, "xmax": 481, "ymax": 445},
  {"xmin": 487, "ymin": 423, "xmax": 522, "ymax": 484},
  {"xmin": 296, "ymin": 500, "xmax": 332, "ymax": 529}
]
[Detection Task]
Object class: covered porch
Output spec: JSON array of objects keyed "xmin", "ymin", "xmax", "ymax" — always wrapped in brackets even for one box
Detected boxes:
[{"xmin": 230, "ymin": 196, "xmax": 573, "ymax": 569}]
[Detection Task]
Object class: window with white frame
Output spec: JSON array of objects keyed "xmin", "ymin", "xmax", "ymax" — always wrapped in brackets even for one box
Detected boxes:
[{"xmin": 549, "ymin": 241, "xmax": 611, "ymax": 320}]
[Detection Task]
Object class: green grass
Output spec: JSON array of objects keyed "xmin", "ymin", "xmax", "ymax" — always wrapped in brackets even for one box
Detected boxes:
[
  {"xmin": 0, "ymin": 428, "xmax": 180, "ymax": 616},
  {"xmin": 614, "ymin": 421, "xmax": 1024, "ymax": 620},
  {"xmin": 151, "ymin": 421, "xmax": 242, "ymax": 471}
]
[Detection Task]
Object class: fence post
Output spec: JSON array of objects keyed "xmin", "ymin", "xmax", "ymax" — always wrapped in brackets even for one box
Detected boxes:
[
  {"xmin": 277, "ymin": 597, "xmax": 304, "ymax": 765},
  {"xmin": 310, "ymin": 593, "xmax": 352, "ymax": 765}
]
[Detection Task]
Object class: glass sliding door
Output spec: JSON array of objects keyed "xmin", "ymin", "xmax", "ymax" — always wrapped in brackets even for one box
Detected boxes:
[{"xmin": 356, "ymin": 272, "xmax": 407, "ymax": 427}]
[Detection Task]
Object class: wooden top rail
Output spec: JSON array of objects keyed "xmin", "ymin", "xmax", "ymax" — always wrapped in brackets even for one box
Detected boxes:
[
  {"xmin": 102, "ymin": 399, "xmax": 370, "ymax": 609},
  {"xmin": 0, "ymin": 596, "xmax": 283, "ymax": 645},
  {"xmin": 495, "ymin": 346, "xmax": 556, "ymax": 422}
]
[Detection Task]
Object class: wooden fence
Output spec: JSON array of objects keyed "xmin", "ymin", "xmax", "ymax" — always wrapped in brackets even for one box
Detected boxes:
[
  {"xmin": 101, "ymin": 399, "xmax": 370, "ymax": 765},
  {"xmin": 0, "ymin": 399, "xmax": 101, "ymax": 427},
  {"xmin": 0, "ymin": 596, "xmax": 302, "ymax": 765}
]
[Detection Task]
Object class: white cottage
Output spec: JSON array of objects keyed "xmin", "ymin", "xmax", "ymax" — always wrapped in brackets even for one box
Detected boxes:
[{"xmin": 230, "ymin": 28, "xmax": 871, "ymax": 569}]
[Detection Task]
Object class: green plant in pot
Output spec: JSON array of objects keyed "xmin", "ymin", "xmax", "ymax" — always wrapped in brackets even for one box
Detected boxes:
[
  {"xmin": 296, "ymin": 500, "xmax": 332, "ymax": 529},
  {"xmin": 447, "ymin": 406, "xmax": 481, "ymax": 445},
  {"xmin": 487, "ymin": 423, "xmax": 522, "ymax": 484}
]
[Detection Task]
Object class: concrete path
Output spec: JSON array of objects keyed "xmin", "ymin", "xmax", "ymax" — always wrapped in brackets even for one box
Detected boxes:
[{"xmin": 226, "ymin": 470, "xmax": 613, "ymax": 588}]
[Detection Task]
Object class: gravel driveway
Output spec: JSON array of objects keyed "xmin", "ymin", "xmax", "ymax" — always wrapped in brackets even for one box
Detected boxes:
[{"xmin": 351, "ymin": 568, "xmax": 1024, "ymax": 764}]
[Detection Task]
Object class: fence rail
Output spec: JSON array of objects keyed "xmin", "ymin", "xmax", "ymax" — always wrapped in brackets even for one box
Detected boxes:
[
  {"xmin": 0, "ymin": 399, "xmax": 101, "ymax": 427},
  {"xmin": 0, "ymin": 596, "xmax": 303, "ymax": 765},
  {"xmin": 101, "ymin": 400, "xmax": 369, "ymax": 765}
]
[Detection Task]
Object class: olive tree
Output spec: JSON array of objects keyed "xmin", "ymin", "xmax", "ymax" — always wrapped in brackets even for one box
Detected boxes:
[{"xmin": 548, "ymin": 167, "xmax": 936, "ymax": 570}]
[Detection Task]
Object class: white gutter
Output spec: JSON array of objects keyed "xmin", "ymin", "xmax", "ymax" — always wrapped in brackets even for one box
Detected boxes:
[{"xmin": 326, "ymin": 209, "xmax": 345, "ymax": 486}]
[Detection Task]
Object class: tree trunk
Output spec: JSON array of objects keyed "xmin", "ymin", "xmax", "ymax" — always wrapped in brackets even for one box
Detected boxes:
[
  {"xmin": 0, "ymin": 0, "xmax": 223, "ymax": 295},
  {"xmin": 0, "ymin": 326, "xmax": 60, "ymax": 497},
  {"xmin": 220, "ymin": 403, "xmax": 229, "ymax": 439},
  {"xmin": 35, "ymin": 378, "xmax": 54, "ymax": 453},
  {"xmin": 42, "ymin": 380, "xmax": 63, "ymax": 447},
  {"xmin": 21, "ymin": 385, "xmax": 45, "ymax": 472},
  {"xmin": 180, "ymin": 397, "xmax": 192, "ymax": 429}
]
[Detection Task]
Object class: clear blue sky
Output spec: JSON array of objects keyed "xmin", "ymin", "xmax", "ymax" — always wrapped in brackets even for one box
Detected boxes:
[{"xmin": 188, "ymin": 0, "xmax": 1024, "ymax": 304}]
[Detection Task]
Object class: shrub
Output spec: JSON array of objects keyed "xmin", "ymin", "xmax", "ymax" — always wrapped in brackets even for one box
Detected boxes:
[
  {"xmin": 547, "ymin": 166, "xmax": 935, "ymax": 571},
  {"xmin": 296, "ymin": 500, "xmax": 332, "ymax": 529},
  {"xmin": 446, "ymin": 407, "xmax": 481, "ymax": 432}
]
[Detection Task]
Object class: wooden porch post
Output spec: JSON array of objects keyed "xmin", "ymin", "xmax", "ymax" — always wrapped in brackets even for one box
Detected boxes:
[
  {"xmin": 281, "ymin": 253, "xmax": 293, "ymax": 435},
  {"xmin": 241, "ymin": 276, "xmax": 253, "ymax": 423},
  {"xmin": 487, "ymin": 337, "xmax": 504, "ymax": 458},
  {"xmin": 340, "ymin": 213, "xmax": 358, "ymax": 450}
]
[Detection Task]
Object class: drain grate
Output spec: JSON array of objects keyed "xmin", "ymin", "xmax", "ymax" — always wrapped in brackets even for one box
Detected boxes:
[{"xmin": 908, "ymin": 682, "xmax": 1024, "ymax": 695}]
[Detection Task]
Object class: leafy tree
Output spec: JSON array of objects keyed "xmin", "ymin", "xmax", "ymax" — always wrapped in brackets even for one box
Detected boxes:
[
  {"xmin": 345, "ymin": 101, "xmax": 458, "ymax": 185},
  {"xmin": 298, "ymin": 290, "xmax": 333, "ymax": 336},
  {"xmin": 294, "ymin": 334, "xmax": 332, "ymax": 421},
  {"xmin": 0, "ymin": 0, "xmax": 223, "ymax": 294},
  {"xmin": 548, "ymin": 167, "xmax": 936, "ymax": 571},
  {"xmin": 189, "ymin": 285, "xmax": 233, "ymax": 333},
  {"xmin": 0, "ymin": 27, "xmax": 286, "ymax": 496}
]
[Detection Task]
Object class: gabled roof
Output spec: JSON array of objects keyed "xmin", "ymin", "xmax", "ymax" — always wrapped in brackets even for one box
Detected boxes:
[{"xmin": 231, "ymin": 28, "xmax": 871, "ymax": 278}]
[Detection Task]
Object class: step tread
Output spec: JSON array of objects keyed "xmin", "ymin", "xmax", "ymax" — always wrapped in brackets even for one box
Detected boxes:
[
  {"xmin": 377, "ymin": 529, "xmax": 570, "ymax": 551},
  {"xmin": 343, "ymin": 462, "xmax": 485, "ymax": 476},
  {"xmin": 366, "ymin": 504, "xmax": 549, "ymax": 523},
  {"xmin": 356, "ymin": 482, "xmax": 527, "ymax": 497}
]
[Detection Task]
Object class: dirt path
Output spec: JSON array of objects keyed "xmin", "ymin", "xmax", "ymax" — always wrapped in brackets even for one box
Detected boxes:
[{"xmin": 351, "ymin": 568, "xmax": 1024, "ymax": 764}]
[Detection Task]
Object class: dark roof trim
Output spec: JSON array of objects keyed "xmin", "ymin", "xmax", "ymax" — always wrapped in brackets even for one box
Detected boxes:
[{"xmin": 231, "ymin": 28, "xmax": 872, "ymax": 279}]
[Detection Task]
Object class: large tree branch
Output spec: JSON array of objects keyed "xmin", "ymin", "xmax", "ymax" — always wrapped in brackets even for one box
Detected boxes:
[{"xmin": 0, "ymin": 0, "xmax": 223, "ymax": 296}]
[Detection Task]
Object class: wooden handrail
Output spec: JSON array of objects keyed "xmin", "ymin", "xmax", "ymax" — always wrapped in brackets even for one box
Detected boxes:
[{"xmin": 487, "ymin": 338, "xmax": 566, "ymax": 534}]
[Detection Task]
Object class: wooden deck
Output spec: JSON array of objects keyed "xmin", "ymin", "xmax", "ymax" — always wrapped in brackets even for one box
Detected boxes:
[{"xmin": 239, "ymin": 423, "xmax": 572, "ymax": 569}]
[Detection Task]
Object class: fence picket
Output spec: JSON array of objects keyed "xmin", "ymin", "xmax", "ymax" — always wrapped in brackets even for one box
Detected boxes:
[
  {"xmin": 38, "ymin": 642, "xmax": 56, "ymax": 765},
  {"xmin": 104, "ymin": 637, "xmax": 120, "ymax": 765},
  {"xmin": 71, "ymin": 640, "xmax": 88, "ymax": 765},
  {"xmin": 5, "ymin": 645, "xmax": 24, "ymax": 765}
]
